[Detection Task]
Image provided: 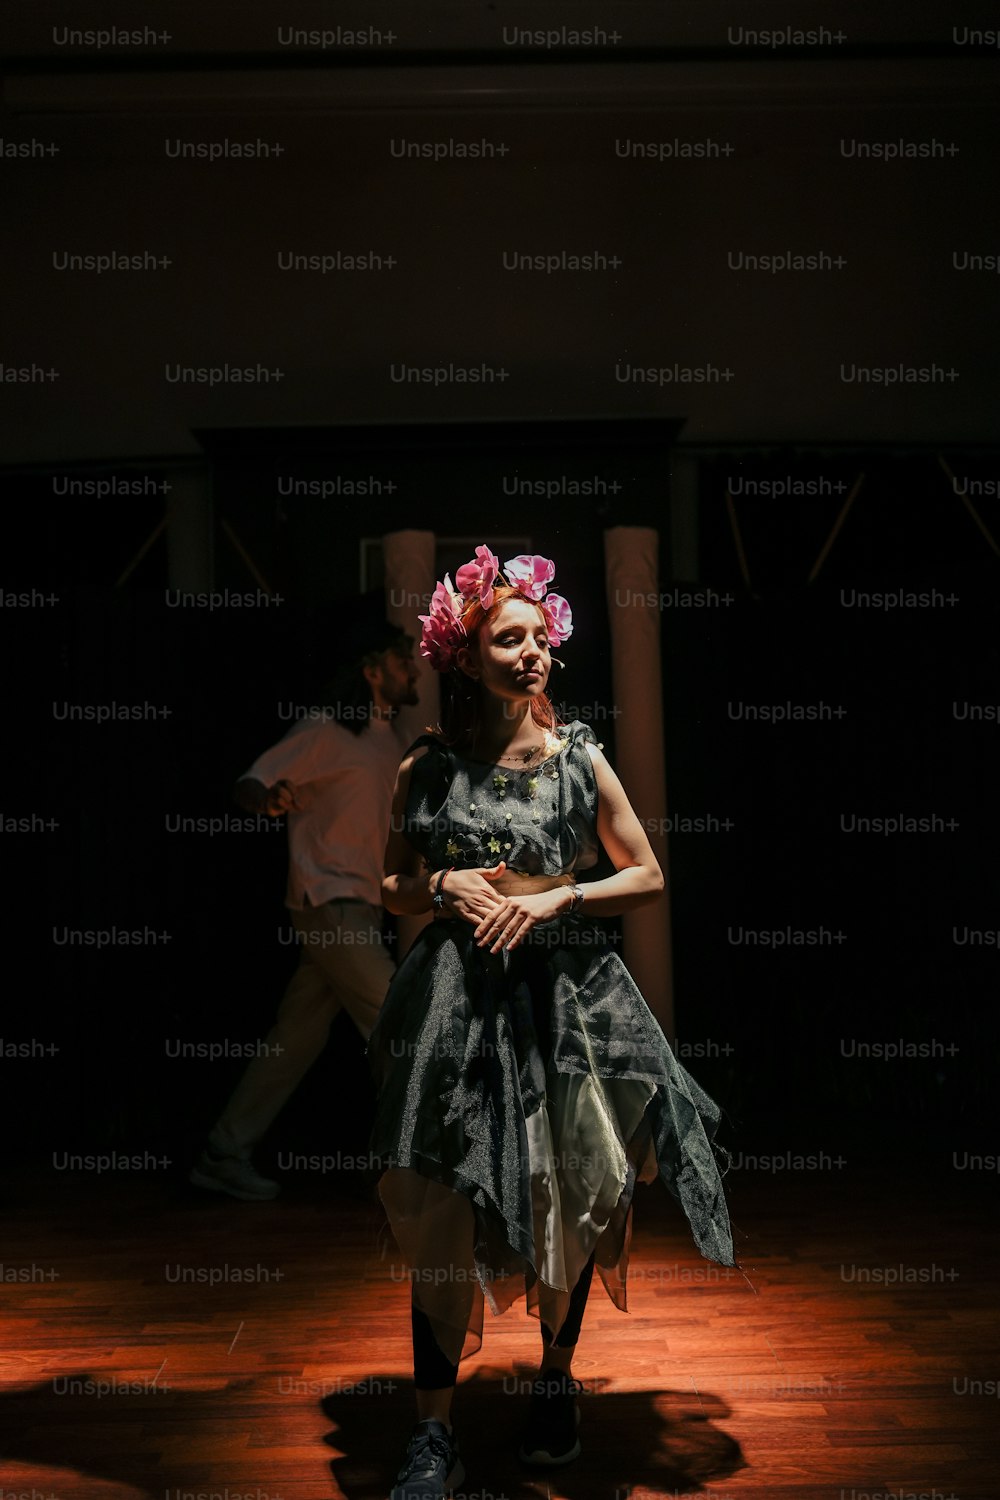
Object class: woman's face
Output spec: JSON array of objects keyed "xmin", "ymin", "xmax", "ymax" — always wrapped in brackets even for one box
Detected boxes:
[{"xmin": 459, "ymin": 596, "xmax": 551, "ymax": 708}]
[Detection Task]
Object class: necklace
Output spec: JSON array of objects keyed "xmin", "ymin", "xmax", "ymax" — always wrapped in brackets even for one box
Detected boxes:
[
  {"xmin": 497, "ymin": 744, "xmax": 544, "ymax": 764},
  {"xmin": 474, "ymin": 733, "xmax": 555, "ymax": 767},
  {"xmin": 464, "ymin": 729, "xmax": 560, "ymax": 774}
]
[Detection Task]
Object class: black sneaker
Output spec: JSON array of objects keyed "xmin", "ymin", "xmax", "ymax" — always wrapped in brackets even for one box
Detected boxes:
[
  {"xmin": 390, "ymin": 1418, "xmax": 465, "ymax": 1500},
  {"xmin": 517, "ymin": 1371, "xmax": 583, "ymax": 1465}
]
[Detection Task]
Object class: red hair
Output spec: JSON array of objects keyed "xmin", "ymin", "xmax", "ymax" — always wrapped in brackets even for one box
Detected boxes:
[{"xmin": 427, "ymin": 584, "xmax": 564, "ymax": 746}]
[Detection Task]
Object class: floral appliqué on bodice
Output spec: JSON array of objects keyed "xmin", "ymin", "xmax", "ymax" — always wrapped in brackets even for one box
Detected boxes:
[{"xmin": 401, "ymin": 719, "xmax": 604, "ymax": 879}]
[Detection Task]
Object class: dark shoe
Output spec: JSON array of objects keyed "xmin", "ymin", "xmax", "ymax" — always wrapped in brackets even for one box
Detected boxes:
[
  {"xmin": 189, "ymin": 1149, "xmax": 280, "ymax": 1201},
  {"xmin": 390, "ymin": 1418, "xmax": 465, "ymax": 1500},
  {"xmin": 517, "ymin": 1371, "xmax": 583, "ymax": 1465}
]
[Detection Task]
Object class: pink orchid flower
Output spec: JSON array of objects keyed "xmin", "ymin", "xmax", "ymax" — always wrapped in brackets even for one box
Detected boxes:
[
  {"xmin": 417, "ymin": 613, "xmax": 464, "ymax": 669},
  {"xmin": 417, "ymin": 572, "xmax": 468, "ymax": 668},
  {"xmin": 539, "ymin": 593, "xmax": 573, "ymax": 646},
  {"xmin": 455, "ymin": 546, "xmax": 500, "ymax": 611},
  {"xmin": 504, "ymin": 554, "xmax": 556, "ymax": 602}
]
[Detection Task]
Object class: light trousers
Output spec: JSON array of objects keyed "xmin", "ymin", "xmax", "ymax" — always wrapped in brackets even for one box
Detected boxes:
[{"xmin": 212, "ymin": 898, "xmax": 395, "ymax": 1157}]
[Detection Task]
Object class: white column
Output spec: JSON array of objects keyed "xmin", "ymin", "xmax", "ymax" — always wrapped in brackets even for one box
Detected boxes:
[
  {"xmin": 383, "ymin": 530, "xmax": 438, "ymax": 959},
  {"xmin": 604, "ymin": 526, "xmax": 674, "ymax": 1038}
]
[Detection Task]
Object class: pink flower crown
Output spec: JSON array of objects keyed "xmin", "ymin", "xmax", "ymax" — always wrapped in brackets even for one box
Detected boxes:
[{"xmin": 417, "ymin": 545, "xmax": 573, "ymax": 672}]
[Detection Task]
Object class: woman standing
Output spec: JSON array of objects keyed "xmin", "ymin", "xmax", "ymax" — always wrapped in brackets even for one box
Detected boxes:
[{"xmin": 367, "ymin": 547, "xmax": 736, "ymax": 1500}]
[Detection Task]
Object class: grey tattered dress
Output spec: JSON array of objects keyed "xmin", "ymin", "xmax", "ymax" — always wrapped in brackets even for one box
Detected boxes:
[{"xmin": 366, "ymin": 720, "xmax": 735, "ymax": 1366}]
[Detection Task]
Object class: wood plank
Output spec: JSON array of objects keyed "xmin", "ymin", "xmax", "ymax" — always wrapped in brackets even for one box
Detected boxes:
[{"xmin": 0, "ymin": 1166, "xmax": 996, "ymax": 1499}]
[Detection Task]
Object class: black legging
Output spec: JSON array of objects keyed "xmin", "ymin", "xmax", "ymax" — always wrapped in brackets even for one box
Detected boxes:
[{"xmin": 412, "ymin": 1251, "xmax": 597, "ymax": 1389}]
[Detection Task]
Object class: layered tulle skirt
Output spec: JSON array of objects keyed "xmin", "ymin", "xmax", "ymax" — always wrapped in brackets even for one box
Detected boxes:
[{"xmin": 366, "ymin": 911, "xmax": 736, "ymax": 1367}]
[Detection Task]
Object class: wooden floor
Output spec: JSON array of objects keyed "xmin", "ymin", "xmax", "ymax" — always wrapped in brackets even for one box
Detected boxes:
[{"xmin": 0, "ymin": 1160, "xmax": 996, "ymax": 1500}]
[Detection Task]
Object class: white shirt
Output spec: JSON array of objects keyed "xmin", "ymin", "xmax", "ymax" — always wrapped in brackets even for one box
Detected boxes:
[{"xmin": 243, "ymin": 713, "xmax": 403, "ymax": 910}]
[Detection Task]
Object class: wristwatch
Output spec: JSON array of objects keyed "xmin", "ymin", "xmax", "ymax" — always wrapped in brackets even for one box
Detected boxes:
[{"xmin": 568, "ymin": 883, "xmax": 585, "ymax": 913}]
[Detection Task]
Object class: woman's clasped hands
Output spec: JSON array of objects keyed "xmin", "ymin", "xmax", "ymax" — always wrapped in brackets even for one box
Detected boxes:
[{"xmin": 438, "ymin": 862, "xmax": 570, "ymax": 953}]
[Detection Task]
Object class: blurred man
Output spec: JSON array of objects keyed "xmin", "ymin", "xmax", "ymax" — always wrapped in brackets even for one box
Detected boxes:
[{"xmin": 190, "ymin": 618, "xmax": 420, "ymax": 1199}]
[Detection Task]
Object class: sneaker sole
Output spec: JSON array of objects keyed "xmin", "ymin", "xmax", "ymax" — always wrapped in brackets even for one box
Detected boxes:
[
  {"xmin": 517, "ymin": 1403, "xmax": 581, "ymax": 1466},
  {"xmin": 188, "ymin": 1167, "xmax": 280, "ymax": 1201},
  {"xmin": 517, "ymin": 1436, "xmax": 582, "ymax": 1466},
  {"xmin": 391, "ymin": 1456, "xmax": 465, "ymax": 1500}
]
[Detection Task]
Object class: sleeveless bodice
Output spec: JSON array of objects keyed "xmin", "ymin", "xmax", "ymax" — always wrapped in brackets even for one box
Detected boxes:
[{"xmin": 400, "ymin": 718, "xmax": 603, "ymax": 878}]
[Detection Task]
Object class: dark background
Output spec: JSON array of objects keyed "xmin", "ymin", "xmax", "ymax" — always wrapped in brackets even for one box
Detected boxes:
[
  {"xmin": 2, "ymin": 1, "xmax": 999, "ymax": 1180},
  {"xmin": 5, "ymin": 443, "xmax": 999, "ymax": 1175}
]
